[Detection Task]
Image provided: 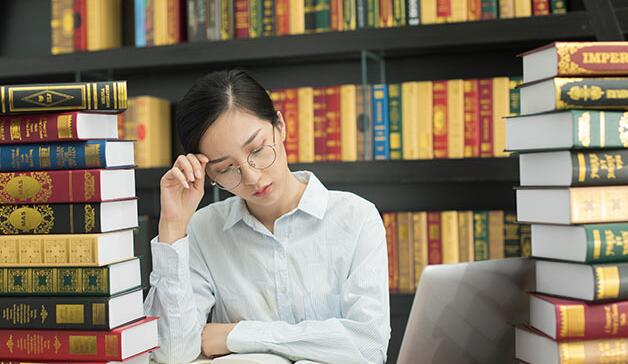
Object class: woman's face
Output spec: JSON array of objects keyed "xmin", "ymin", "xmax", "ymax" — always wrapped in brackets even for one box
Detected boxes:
[{"xmin": 199, "ymin": 107, "xmax": 289, "ymax": 207}]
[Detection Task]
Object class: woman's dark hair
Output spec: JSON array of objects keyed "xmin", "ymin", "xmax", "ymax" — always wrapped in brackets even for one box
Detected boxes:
[{"xmin": 176, "ymin": 69, "xmax": 278, "ymax": 154}]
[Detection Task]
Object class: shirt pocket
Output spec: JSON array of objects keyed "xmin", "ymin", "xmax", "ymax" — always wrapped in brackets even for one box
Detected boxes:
[{"xmin": 304, "ymin": 291, "xmax": 341, "ymax": 321}]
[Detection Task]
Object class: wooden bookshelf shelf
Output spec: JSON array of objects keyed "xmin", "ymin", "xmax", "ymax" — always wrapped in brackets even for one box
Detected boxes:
[{"xmin": 2, "ymin": 10, "xmax": 626, "ymax": 81}]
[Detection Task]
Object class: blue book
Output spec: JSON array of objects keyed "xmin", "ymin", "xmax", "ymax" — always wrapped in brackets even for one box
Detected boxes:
[
  {"xmin": 135, "ymin": 0, "xmax": 147, "ymax": 47},
  {"xmin": 0, "ymin": 140, "xmax": 134, "ymax": 172},
  {"xmin": 372, "ymin": 84, "xmax": 390, "ymax": 160}
]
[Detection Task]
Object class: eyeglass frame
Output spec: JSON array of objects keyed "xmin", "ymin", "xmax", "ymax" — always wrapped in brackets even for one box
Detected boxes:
[{"xmin": 206, "ymin": 123, "xmax": 279, "ymax": 190}]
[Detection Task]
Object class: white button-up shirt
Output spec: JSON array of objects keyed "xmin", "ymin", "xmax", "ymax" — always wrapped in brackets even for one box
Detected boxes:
[{"xmin": 144, "ymin": 171, "xmax": 390, "ymax": 364}]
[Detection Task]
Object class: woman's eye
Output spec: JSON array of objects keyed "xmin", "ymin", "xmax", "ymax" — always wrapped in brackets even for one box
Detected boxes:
[{"xmin": 251, "ymin": 146, "xmax": 263, "ymax": 155}]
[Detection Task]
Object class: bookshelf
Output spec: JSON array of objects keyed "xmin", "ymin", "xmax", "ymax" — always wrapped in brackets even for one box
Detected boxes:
[{"xmin": 1, "ymin": 0, "xmax": 627, "ymax": 362}]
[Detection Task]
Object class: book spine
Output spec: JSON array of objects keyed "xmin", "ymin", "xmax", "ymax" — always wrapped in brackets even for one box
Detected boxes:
[
  {"xmin": 74, "ymin": 0, "xmax": 88, "ymax": 51},
  {"xmin": 570, "ymin": 186, "xmax": 628, "ymax": 224},
  {"xmin": 388, "ymin": 84, "xmax": 403, "ymax": 160},
  {"xmin": 557, "ymin": 337, "xmax": 628, "ymax": 362},
  {"xmin": 478, "ymin": 78, "xmax": 493, "ymax": 157},
  {"xmin": 297, "ymin": 87, "xmax": 315, "ymax": 163},
  {"xmin": 316, "ymin": 0, "xmax": 332, "ymax": 31},
  {"xmin": 584, "ymin": 224, "xmax": 628, "ymax": 263},
  {"xmin": 367, "ymin": 0, "xmax": 379, "ymax": 27},
  {"xmin": 397, "ymin": 212, "xmax": 412, "ymax": 293},
  {"xmin": 504, "ymin": 212, "xmax": 521, "ymax": 257},
  {"xmin": 249, "ymin": 0, "xmax": 263, "ymax": 37},
  {"xmin": 441, "ymin": 211, "xmax": 460, "ymax": 264},
  {"xmin": 427, "ymin": 211, "xmax": 442, "ymax": 264},
  {"xmin": 467, "ymin": 0, "xmax": 481, "ymax": 20},
  {"xmin": 379, "ymin": 0, "xmax": 393, "ymax": 27},
  {"xmin": 284, "ymin": 89, "xmax": 300, "ymax": 163},
  {"xmin": 145, "ymin": 0, "xmax": 155, "ymax": 45},
  {"xmin": 135, "ymin": 0, "xmax": 148, "ymax": 45},
  {"xmin": 313, "ymin": 88, "xmax": 328, "ymax": 162},
  {"xmin": 594, "ymin": 263, "xmax": 628, "ymax": 301},
  {"xmin": 514, "ymin": 0, "xmax": 531, "ymax": 16},
  {"xmin": 0, "ymin": 112, "xmax": 81, "ymax": 144},
  {"xmin": 498, "ymin": 0, "xmax": 514, "ymax": 18},
  {"xmin": 447, "ymin": 79, "xmax": 464, "ymax": 159},
  {"xmin": 340, "ymin": 85, "xmax": 357, "ymax": 162},
  {"xmin": 571, "ymin": 111, "xmax": 628, "ymax": 149},
  {"xmin": 463, "ymin": 80, "xmax": 480, "ymax": 158},
  {"xmin": 0, "ymin": 81, "xmax": 127, "ymax": 115},
  {"xmin": 555, "ymin": 44, "xmax": 628, "ymax": 77},
  {"xmin": 372, "ymin": 84, "xmax": 390, "ymax": 160},
  {"xmin": 0, "ymin": 329, "xmax": 122, "ymax": 361},
  {"xmin": 305, "ymin": 0, "xmax": 318, "ymax": 31},
  {"xmin": 0, "ymin": 266, "xmax": 111, "ymax": 296},
  {"xmin": 492, "ymin": 76, "xmax": 510, "ymax": 157},
  {"xmin": 356, "ymin": 0, "xmax": 367, "ymax": 27},
  {"xmin": 325, "ymin": 87, "xmax": 341, "ymax": 161},
  {"xmin": 262, "ymin": 0, "xmax": 275, "ymax": 36},
  {"xmin": 436, "ymin": 0, "xmax": 451, "ymax": 20},
  {"xmin": 392, "ymin": 0, "xmax": 406, "ymax": 26},
  {"xmin": 520, "ymin": 223, "xmax": 531, "ymax": 257},
  {"xmin": 420, "ymin": 0, "xmax": 436, "ymax": 24},
  {"xmin": 532, "ymin": 0, "xmax": 549, "ymax": 15},
  {"xmin": 407, "ymin": 0, "xmax": 420, "ymax": 24},
  {"xmin": 0, "ymin": 141, "xmax": 111, "ymax": 172},
  {"xmin": 166, "ymin": 0, "xmax": 179, "ymax": 43},
  {"xmin": 290, "ymin": 0, "xmax": 306, "ymax": 34},
  {"xmin": 51, "ymin": 0, "xmax": 74, "ymax": 55},
  {"xmin": 221, "ymin": 0, "xmax": 235, "ymax": 39},
  {"xmin": 571, "ymin": 150, "xmax": 628, "ymax": 186},
  {"xmin": 480, "ymin": 0, "xmax": 497, "ymax": 19},
  {"xmin": 457, "ymin": 211, "xmax": 474, "ymax": 262},
  {"xmin": 235, "ymin": 0, "xmax": 250, "ymax": 38},
  {"xmin": 0, "ymin": 169, "xmax": 105, "ymax": 204},
  {"xmin": 473, "ymin": 211, "xmax": 489, "ymax": 261},
  {"xmin": 276, "ymin": 0, "xmax": 290, "ymax": 35},
  {"xmin": 153, "ymin": 0, "xmax": 167, "ymax": 45},
  {"xmin": 355, "ymin": 85, "xmax": 370, "ymax": 160},
  {"xmin": 343, "ymin": 0, "xmax": 357, "ymax": 30},
  {"xmin": 554, "ymin": 299, "xmax": 628, "ymax": 340},
  {"xmin": 554, "ymin": 78, "xmax": 628, "ymax": 111},
  {"xmin": 0, "ymin": 297, "xmax": 112, "ymax": 330},
  {"xmin": 417, "ymin": 81, "xmax": 434, "ymax": 159},
  {"xmin": 412, "ymin": 212, "xmax": 428, "ymax": 290},
  {"xmin": 383, "ymin": 212, "xmax": 398, "ymax": 293},
  {"xmin": 0, "ymin": 203, "xmax": 102, "ymax": 236},
  {"xmin": 550, "ymin": 0, "xmax": 566, "ymax": 14},
  {"xmin": 509, "ymin": 76, "xmax": 523, "ymax": 116},
  {"xmin": 432, "ymin": 81, "xmax": 448, "ymax": 159},
  {"xmin": 451, "ymin": 0, "xmax": 468, "ymax": 22},
  {"xmin": 330, "ymin": 0, "xmax": 341, "ymax": 30},
  {"xmin": 401, "ymin": 82, "xmax": 417, "ymax": 159},
  {"xmin": 488, "ymin": 210, "xmax": 505, "ymax": 259}
]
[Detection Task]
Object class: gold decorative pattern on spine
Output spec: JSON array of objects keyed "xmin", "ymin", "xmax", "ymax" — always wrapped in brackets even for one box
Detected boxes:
[
  {"xmin": 557, "ymin": 44, "xmax": 590, "ymax": 75},
  {"xmin": 85, "ymin": 144, "xmax": 101, "ymax": 167},
  {"xmin": 1, "ymin": 86, "xmax": 5, "ymax": 113},
  {"xmin": 105, "ymin": 334, "xmax": 119, "ymax": 357},
  {"xmin": 596, "ymin": 265, "xmax": 621, "ymax": 300},
  {"xmin": 57, "ymin": 114, "xmax": 73, "ymax": 139},
  {"xmin": 0, "ymin": 205, "xmax": 54, "ymax": 234},
  {"xmin": 113, "ymin": 82, "xmax": 118, "ymax": 110},
  {"xmin": 577, "ymin": 112, "xmax": 591, "ymax": 147},
  {"xmin": 54, "ymin": 336, "xmax": 61, "ymax": 353},
  {"xmin": 593, "ymin": 229, "xmax": 602, "ymax": 259},
  {"xmin": 92, "ymin": 303, "xmax": 105, "ymax": 325},
  {"xmin": 559, "ymin": 342, "xmax": 585, "ymax": 364},
  {"xmin": 68, "ymin": 170, "xmax": 73, "ymax": 202},
  {"xmin": 69, "ymin": 335, "xmax": 97, "ymax": 355},
  {"xmin": 87, "ymin": 83, "xmax": 91, "ymax": 109},
  {"xmin": 7, "ymin": 85, "xmax": 86, "ymax": 112},
  {"xmin": 84, "ymin": 172, "xmax": 95, "ymax": 200},
  {"xmin": 0, "ymin": 234, "xmax": 100, "ymax": 266},
  {"xmin": 56, "ymin": 304, "xmax": 85, "ymax": 324},
  {"xmin": 40, "ymin": 305, "xmax": 47, "ymax": 323},
  {"xmin": 69, "ymin": 204, "xmax": 74, "ymax": 233},
  {"xmin": 578, "ymin": 153, "xmax": 586, "ymax": 182},
  {"xmin": 84, "ymin": 205, "xmax": 95, "ymax": 233},
  {"xmin": 6, "ymin": 334, "xmax": 13, "ymax": 353},
  {"xmin": 92, "ymin": 83, "xmax": 98, "ymax": 110},
  {"xmin": 559, "ymin": 305, "xmax": 585, "ymax": 338},
  {"xmin": 39, "ymin": 146, "xmax": 51, "ymax": 169}
]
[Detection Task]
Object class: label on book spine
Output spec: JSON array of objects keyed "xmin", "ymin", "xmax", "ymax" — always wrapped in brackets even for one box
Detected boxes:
[
  {"xmin": 0, "ymin": 266, "xmax": 110, "ymax": 295},
  {"xmin": 593, "ymin": 263, "xmax": 628, "ymax": 301},
  {"xmin": 0, "ymin": 170, "xmax": 102, "ymax": 204},
  {"xmin": 0, "ymin": 297, "xmax": 112, "ymax": 329},
  {"xmin": 572, "ymin": 150, "xmax": 628, "ymax": 186},
  {"xmin": 555, "ymin": 78, "xmax": 628, "ymax": 111},
  {"xmin": 0, "ymin": 204, "xmax": 101, "ymax": 235},
  {"xmin": 0, "ymin": 141, "xmax": 109, "ymax": 172},
  {"xmin": 585, "ymin": 224, "xmax": 628, "ymax": 263},
  {"xmin": 571, "ymin": 111, "xmax": 628, "ymax": 149},
  {"xmin": 555, "ymin": 43, "xmax": 628, "ymax": 76}
]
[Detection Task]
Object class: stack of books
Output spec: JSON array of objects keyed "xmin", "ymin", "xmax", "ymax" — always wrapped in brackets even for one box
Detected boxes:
[
  {"xmin": 0, "ymin": 81, "xmax": 158, "ymax": 362},
  {"xmin": 507, "ymin": 42, "xmax": 628, "ymax": 363}
]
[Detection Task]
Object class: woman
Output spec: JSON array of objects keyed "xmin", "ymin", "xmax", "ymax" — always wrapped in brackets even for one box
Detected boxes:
[{"xmin": 144, "ymin": 70, "xmax": 391, "ymax": 364}]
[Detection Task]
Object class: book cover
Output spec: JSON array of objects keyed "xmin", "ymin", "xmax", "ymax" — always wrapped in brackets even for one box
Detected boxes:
[
  {"xmin": 372, "ymin": 84, "xmax": 390, "ymax": 160},
  {"xmin": 427, "ymin": 211, "xmax": 442, "ymax": 264},
  {"xmin": 297, "ymin": 87, "xmax": 314, "ymax": 163},
  {"xmin": 325, "ymin": 86, "xmax": 342, "ymax": 161},
  {"xmin": 570, "ymin": 150, "xmax": 628, "ymax": 186},
  {"xmin": 463, "ymin": 79, "xmax": 481, "ymax": 158},
  {"xmin": 551, "ymin": 78, "xmax": 628, "ymax": 111},
  {"xmin": 388, "ymin": 84, "xmax": 403, "ymax": 160},
  {"xmin": 313, "ymin": 87, "xmax": 327, "ymax": 162},
  {"xmin": 492, "ymin": 76, "xmax": 510, "ymax": 157},
  {"xmin": 340, "ymin": 85, "xmax": 357, "ymax": 162},
  {"xmin": 473, "ymin": 211, "xmax": 489, "ymax": 261},
  {"xmin": 478, "ymin": 78, "xmax": 493, "ymax": 157},
  {"xmin": 432, "ymin": 81, "xmax": 448, "ymax": 159}
]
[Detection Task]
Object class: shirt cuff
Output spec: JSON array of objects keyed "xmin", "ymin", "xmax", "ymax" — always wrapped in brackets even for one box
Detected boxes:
[
  {"xmin": 226, "ymin": 320, "xmax": 270, "ymax": 353},
  {"xmin": 150, "ymin": 234, "xmax": 189, "ymax": 277}
]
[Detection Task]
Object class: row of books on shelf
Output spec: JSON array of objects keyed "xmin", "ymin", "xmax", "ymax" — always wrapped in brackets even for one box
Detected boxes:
[
  {"xmin": 50, "ymin": 0, "xmax": 569, "ymax": 54},
  {"xmin": 382, "ymin": 210, "xmax": 531, "ymax": 293}
]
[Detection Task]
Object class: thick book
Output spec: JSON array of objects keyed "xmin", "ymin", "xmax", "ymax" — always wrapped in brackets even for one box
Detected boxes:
[
  {"xmin": 325, "ymin": 86, "xmax": 341, "ymax": 161},
  {"xmin": 516, "ymin": 326, "xmax": 628, "ymax": 364},
  {"xmin": 516, "ymin": 186, "xmax": 628, "ymax": 224},
  {"xmin": 0, "ymin": 112, "xmax": 119, "ymax": 144},
  {"xmin": 284, "ymin": 89, "xmax": 300, "ymax": 163},
  {"xmin": 372, "ymin": 84, "xmax": 390, "ymax": 160},
  {"xmin": 519, "ymin": 150, "xmax": 628, "ymax": 186},
  {"xmin": 0, "ymin": 316, "xmax": 158, "ymax": 361},
  {"xmin": 0, "ymin": 230, "xmax": 135, "ymax": 267},
  {"xmin": 0, "ymin": 287, "xmax": 143, "ymax": 330},
  {"xmin": 0, "ymin": 258, "xmax": 141, "ymax": 296},
  {"xmin": 0, "ymin": 169, "xmax": 135, "ymax": 204},
  {"xmin": 522, "ymin": 42, "xmax": 628, "ymax": 83},
  {"xmin": 125, "ymin": 96, "xmax": 172, "ymax": 168},
  {"xmin": 506, "ymin": 110, "xmax": 628, "ymax": 151},
  {"xmin": 0, "ymin": 199, "xmax": 138, "ymax": 235},
  {"xmin": 530, "ymin": 293, "xmax": 628, "ymax": 341},
  {"xmin": 0, "ymin": 81, "xmax": 127, "ymax": 115},
  {"xmin": 531, "ymin": 223, "xmax": 628, "ymax": 263},
  {"xmin": 447, "ymin": 79, "xmax": 464, "ymax": 159},
  {"xmin": 536, "ymin": 260, "xmax": 628, "ymax": 302},
  {"xmin": 0, "ymin": 140, "xmax": 134, "ymax": 172},
  {"xmin": 432, "ymin": 81, "xmax": 448, "ymax": 159},
  {"xmin": 297, "ymin": 87, "xmax": 314, "ymax": 163},
  {"xmin": 463, "ymin": 79, "xmax": 481, "ymax": 158},
  {"xmin": 340, "ymin": 84, "xmax": 357, "ymax": 162},
  {"xmin": 520, "ymin": 77, "xmax": 628, "ymax": 114},
  {"xmin": 313, "ymin": 87, "xmax": 327, "ymax": 162},
  {"xmin": 0, "ymin": 350, "xmax": 151, "ymax": 364},
  {"xmin": 441, "ymin": 211, "xmax": 460, "ymax": 264},
  {"xmin": 388, "ymin": 84, "xmax": 403, "ymax": 160}
]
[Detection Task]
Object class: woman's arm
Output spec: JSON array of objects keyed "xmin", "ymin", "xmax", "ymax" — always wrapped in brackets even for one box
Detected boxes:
[{"xmin": 225, "ymin": 207, "xmax": 391, "ymax": 364}]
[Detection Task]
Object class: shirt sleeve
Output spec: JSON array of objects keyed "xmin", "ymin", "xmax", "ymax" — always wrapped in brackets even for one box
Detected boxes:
[
  {"xmin": 226, "ymin": 205, "xmax": 391, "ymax": 364},
  {"xmin": 143, "ymin": 222, "xmax": 218, "ymax": 364}
]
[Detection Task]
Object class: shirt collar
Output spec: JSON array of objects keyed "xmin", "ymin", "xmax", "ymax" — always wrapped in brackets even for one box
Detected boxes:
[{"xmin": 222, "ymin": 170, "xmax": 328, "ymax": 231}]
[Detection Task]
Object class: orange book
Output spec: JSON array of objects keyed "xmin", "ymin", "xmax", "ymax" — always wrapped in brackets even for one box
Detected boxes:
[
  {"xmin": 432, "ymin": 81, "xmax": 448, "ymax": 159},
  {"xmin": 325, "ymin": 86, "xmax": 342, "ymax": 161},
  {"xmin": 467, "ymin": 0, "xmax": 482, "ymax": 20},
  {"xmin": 330, "ymin": 0, "xmax": 344, "ymax": 30},
  {"xmin": 313, "ymin": 87, "xmax": 327, "ymax": 162},
  {"xmin": 379, "ymin": 0, "xmax": 394, "ymax": 27},
  {"xmin": 427, "ymin": 212, "xmax": 442, "ymax": 264},
  {"xmin": 458, "ymin": 211, "xmax": 474, "ymax": 262},
  {"xmin": 384, "ymin": 212, "xmax": 399, "ymax": 293},
  {"xmin": 276, "ymin": 0, "xmax": 291, "ymax": 35},
  {"xmin": 492, "ymin": 77, "xmax": 510, "ymax": 157},
  {"xmin": 284, "ymin": 89, "xmax": 299, "ymax": 163},
  {"xmin": 532, "ymin": 0, "xmax": 549, "ymax": 15},
  {"xmin": 488, "ymin": 210, "xmax": 505, "ymax": 260},
  {"xmin": 397, "ymin": 212, "xmax": 414, "ymax": 293}
]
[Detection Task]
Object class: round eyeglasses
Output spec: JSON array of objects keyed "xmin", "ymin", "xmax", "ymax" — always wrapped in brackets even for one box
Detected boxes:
[{"xmin": 205, "ymin": 126, "xmax": 278, "ymax": 190}]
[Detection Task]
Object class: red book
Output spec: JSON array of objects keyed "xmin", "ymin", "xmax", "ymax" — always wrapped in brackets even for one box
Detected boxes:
[
  {"xmin": 427, "ymin": 212, "xmax": 442, "ymax": 264},
  {"xmin": 284, "ymin": 89, "xmax": 299, "ymax": 163},
  {"xmin": 463, "ymin": 79, "xmax": 480, "ymax": 158},
  {"xmin": 276, "ymin": 0, "xmax": 290, "ymax": 35},
  {"xmin": 167, "ymin": 0, "xmax": 184, "ymax": 43},
  {"xmin": 145, "ymin": 0, "xmax": 155, "ymax": 45},
  {"xmin": 325, "ymin": 86, "xmax": 341, "ymax": 161},
  {"xmin": 0, "ymin": 112, "xmax": 119, "ymax": 144},
  {"xmin": 532, "ymin": 0, "xmax": 550, "ymax": 15},
  {"xmin": 530, "ymin": 293, "xmax": 628, "ymax": 341},
  {"xmin": 432, "ymin": 81, "xmax": 448, "ymax": 159},
  {"xmin": 235, "ymin": 0, "xmax": 250, "ymax": 38},
  {"xmin": 384, "ymin": 212, "xmax": 399, "ymax": 292},
  {"xmin": 313, "ymin": 87, "xmax": 327, "ymax": 162},
  {"xmin": 379, "ymin": 0, "xmax": 393, "ymax": 27},
  {"xmin": 0, "ymin": 168, "xmax": 136, "ymax": 204},
  {"xmin": 478, "ymin": 78, "xmax": 493, "ymax": 157},
  {"xmin": 73, "ymin": 0, "xmax": 87, "ymax": 51},
  {"xmin": 437, "ymin": 0, "xmax": 452, "ymax": 17},
  {"xmin": 0, "ymin": 317, "xmax": 158, "ymax": 361}
]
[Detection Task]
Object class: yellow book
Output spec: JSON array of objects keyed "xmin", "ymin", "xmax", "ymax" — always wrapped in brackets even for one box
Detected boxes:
[
  {"xmin": 401, "ymin": 82, "xmax": 418, "ymax": 159},
  {"xmin": 447, "ymin": 79, "xmax": 464, "ymax": 159},
  {"xmin": 154, "ymin": 0, "xmax": 169, "ymax": 45},
  {"xmin": 412, "ymin": 212, "xmax": 428, "ymax": 290},
  {"xmin": 51, "ymin": 0, "xmax": 74, "ymax": 55},
  {"xmin": 441, "ymin": 211, "xmax": 460, "ymax": 264},
  {"xmin": 514, "ymin": 0, "xmax": 532, "ymax": 17},
  {"xmin": 126, "ymin": 96, "xmax": 172, "ymax": 168},
  {"xmin": 0, "ymin": 230, "xmax": 134, "ymax": 267},
  {"xmin": 450, "ymin": 0, "xmax": 468, "ymax": 22},
  {"xmin": 488, "ymin": 210, "xmax": 505, "ymax": 260},
  {"xmin": 457, "ymin": 211, "xmax": 474, "ymax": 262},
  {"xmin": 298, "ymin": 87, "xmax": 315, "ymax": 163},
  {"xmin": 499, "ymin": 0, "xmax": 515, "ymax": 18},
  {"xmin": 397, "ymin": 212, "xmax": 414, "ymax": 293},
  {"xmin": 417, "ymin": 81, "xmax": 434, "ymax": 159},
  {"xmin": 492, "ymin": 77, "xmax": 510, "ymax": 157},
  {"xmin": 340, "ymin": 85, "xmax": 357, "ymax": 162},
  {"xmin": 290, "ymin": 0, "xmax": 306, "ymax": 34},
  {"xmin": 420, "ymin": 0, "xmax": 437, "ymax": 24}
]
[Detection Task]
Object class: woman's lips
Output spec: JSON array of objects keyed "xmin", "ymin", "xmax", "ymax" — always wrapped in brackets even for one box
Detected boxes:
[{"xmin": 254, "ymin": 183, "xmax": 272, "ymax": 197}]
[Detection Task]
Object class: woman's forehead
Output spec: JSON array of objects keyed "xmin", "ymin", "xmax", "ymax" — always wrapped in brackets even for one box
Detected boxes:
[{"xmin": 199, "ymin": 109, "xmax": 268, "ymax": 156}]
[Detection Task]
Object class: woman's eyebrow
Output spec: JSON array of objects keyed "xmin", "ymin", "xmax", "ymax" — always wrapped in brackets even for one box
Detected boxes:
[{"xmin": 207, "ymin": 128, "xmax": 262, "ymax": 164}]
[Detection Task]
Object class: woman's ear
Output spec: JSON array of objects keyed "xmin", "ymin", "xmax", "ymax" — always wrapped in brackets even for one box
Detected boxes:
[{"xmin": 276, "ymin": 111, "xmax": 286, "ymax": 142}]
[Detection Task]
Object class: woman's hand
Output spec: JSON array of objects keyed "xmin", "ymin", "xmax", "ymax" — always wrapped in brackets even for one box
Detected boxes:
[
  {"xmin": 201, "ymin": 323, "xmax": 237, "ymax": 358},
  {"xmin": 158, "ymin": 153, "xmax": 209, "ymax": 243}
]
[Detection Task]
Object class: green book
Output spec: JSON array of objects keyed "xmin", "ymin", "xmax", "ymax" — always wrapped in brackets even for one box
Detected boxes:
[
  {"xmin": 509, "ymin": 76, "xmax": 522, "ymax": 116},
  {"xmin": 367, "ymin": 0, "xmax": 379, "ymax": 28},
  {"xmin": 480, "ymin": 0, "xmax": 498, "ymax": 19},
  {"xmin": 262, "ymin": 0, "xmax": 275, "ymax": 36},
  {"xmin": 315, "ymin": 0, "xmax": 331, "ymax": 31},
  {"xmin": 504, "ymin": 212, "xmax": 521, "ymax": 258},
  {"xmin": 388, "ymin": 84, "xmax": 403, "ymax": 160},
  {"xmin": 551, "ymin": 0, "xmax": 567, "ymax": 14},
  {"xmin": 519, "ymin": 224, "xmax": 531, "ymax": 257},
  {"xmin": 249, "ymin": 0, "xmax": 264, "ymax": 37},
  {"xmin": 473, "ymin": 211, "xmax": 489, "ymax": 261}
]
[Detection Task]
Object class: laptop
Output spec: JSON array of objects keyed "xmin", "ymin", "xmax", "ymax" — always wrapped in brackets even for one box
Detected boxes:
[{"xmin": 396, "ymin": 258, "xmax": 535, "ymax": 364}]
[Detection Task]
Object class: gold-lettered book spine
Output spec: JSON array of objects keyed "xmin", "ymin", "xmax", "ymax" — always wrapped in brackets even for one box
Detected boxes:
[
  {"xmin": 0, "ymin": 266, "xmax": 109, "ymax": 294},
  {"xmin": 570, "ymin": 186, "xmax": 628, "ymax": 223},
  {"xmin": 0, "ymin": 234, "xmax": 102, "ymax": 267},
  {"xmin": 559, "ymin": 337, "xmax": 628, "ymax": 362}
]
